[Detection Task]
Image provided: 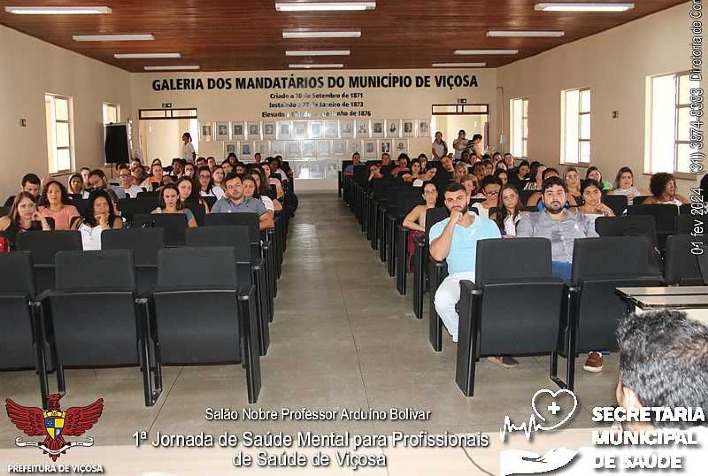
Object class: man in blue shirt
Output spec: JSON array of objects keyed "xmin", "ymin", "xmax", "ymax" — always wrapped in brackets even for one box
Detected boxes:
[
  {"xmin": 429, "ymin": 182, "xmax": 501, "ymax": 346},
  {"xmin": 211, "ymin": 173, "xmax": 274, "ymax": 230}
]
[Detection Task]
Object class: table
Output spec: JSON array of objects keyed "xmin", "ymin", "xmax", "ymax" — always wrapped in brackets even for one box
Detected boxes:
[{"xmin": 617, "ymin": 286, "xmax": 708, "ymax": 325}]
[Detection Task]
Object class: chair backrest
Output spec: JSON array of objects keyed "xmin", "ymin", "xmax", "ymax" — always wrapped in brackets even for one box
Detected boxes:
[
  {"xmin": 132, "ymin": 214, "xmax": 187, "ymax": 246},
  {"xmin": 0, "ymin": 206, "xmax": 9, "ymax": 217},
  {"xmin": 203, "ymin": 196, "xmax": 217, "ymax": 209},
  {"xmin": 137, "ymin": 191, "xmax": 160, "ymax": 199},
  {"xmin": 664, "ymin": 235, "xmax": 703, "ymax": 285},
  {"xmin": 204, "ymin": 212, "xmax": 260, "ymax": 244},
  {"xmin": 595, "ymin": 216, "xmax": 658, "ymax": 249},
  {"xmin": 572, "ymin": 236, "xmax": 659, "ymax": 284},
  {"xmin": 101, "ymin": 228, "xmax": 165, "ymax": 265},
  {"xmin": 117, "ymin": 197, "xmax": 158, "ymax": 222},
  {"xmin": 55, "ymin": 250, "xmax": 135, "ymax": 291},
  {"xmin": 679, "ymin": 204, "xmax": 692, "ymax": 215},
  {"xmin": 676, "ymin": 214, "xmax": 707, "ymax": 235},
  {"xmin": 396, "ymin": 189, "xmax": 425, "ymax": 219},
  {"xmin": 603, "ymin": 195, "xmax": 628, "ymax": 216},
  {"xmin": 0, "ymin": 251, "xmax": 34, "ymax": 296},
  {"xmin": 186, "ymin": 226, "xmax": 251, "ymax": 262},
  {"xmin": 158, "ymin": 247, "xmax": 238, "ymax": 288},
  {"xmin": 475, "ymin": 238, "xmax": 552, "ymax": 285},
  {"xmin": 16, "ymin": 230, "xmax": 82, "ymax": 265},
  {"xmin": 627, "ymin": 204, "xmax": 678, "ymax": 233},
  {"xmin": 184, "ymin": 202, "xmax": 206, "ymax": 226},
  {"xmin": 425, "ymin": 207, "xmax": 449, "ymax": 240},
  {"xmin": 341, "ymin": 160, "xmax": 353, "ymax": 172},
  {"xmin": 352, "ymin": 165, "xmax": 368, "ymax": 185}
]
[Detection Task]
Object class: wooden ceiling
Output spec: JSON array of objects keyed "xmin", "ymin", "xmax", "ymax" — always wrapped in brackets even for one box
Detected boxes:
[{"xmin": 0, "ymin": 0, "xmax": 686, "ymax": 72}]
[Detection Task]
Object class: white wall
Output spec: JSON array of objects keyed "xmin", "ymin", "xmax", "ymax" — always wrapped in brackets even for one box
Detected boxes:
[
  {"xmin": 497, "ymin": 2, "xmax": 697, "ymax": 189},
  {"xmin": 0, "ymin": 24, "xmax": 133, "ymax": 198}
]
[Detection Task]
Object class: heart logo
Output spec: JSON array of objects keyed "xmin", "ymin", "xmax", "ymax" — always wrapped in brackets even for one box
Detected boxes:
[{"xmin": 531, "ymin": 389, "xmax": 577, "ymax": 431}]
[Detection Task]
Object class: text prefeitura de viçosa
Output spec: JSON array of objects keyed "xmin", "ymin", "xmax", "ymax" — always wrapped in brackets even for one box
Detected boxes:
[{"xmin": 152, "ymin": 74, "xmax": 479, "ymax": 91}]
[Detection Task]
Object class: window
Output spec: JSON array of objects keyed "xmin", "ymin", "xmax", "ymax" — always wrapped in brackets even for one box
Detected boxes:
[
  {"xmin": 510, "ymin": 98, "xmax": 528, "ymax": 159},
  {"xmin": 646, "ymin": 72, "xmax": 699, "ymax": 174},
  {"xmin": 45, "ymin": 94, "xmax": 73, "ymax": 173},
  {"xmin": 103, "ymin": 103, "xmax": 119, "ymax": 124},
  {"xmin": 561, "ymin": 88, "xmax": 591, "ymax": 164}
]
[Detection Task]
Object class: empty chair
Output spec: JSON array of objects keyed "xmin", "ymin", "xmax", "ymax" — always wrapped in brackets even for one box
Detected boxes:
[
  {"xmin": 117, "ymin": 197, "xmax": 158, "ymax": 223},
  {"xmin": 627, "ymin": 204, "xmax": 678, "ymax": 249},
  {"xmin": 132, "ymin": 213, "xmax": 187, "ymax": 246},
  {"xmin": 595, "ymin": 215, "xmax": 660, "ymax": 267},
  {"xmin": 152, "ymin": 247, "xmax": 261, "ymax": 402},
  {"xmin": 102, "ymin": 228, "xmax": 165, "ymax": 292},
  {"xmin": 16, "ymin": 230, "xmax": 82, "ymax": 293},
  {"xmin": 0, "ymin": 252, "xmax": 49, "ymax": 402},
  {"xmin": 679, "ymin": 204, "xmax": 692, "ymax": 215},
  {"xmin": 664, "ymin": 234, "xmax": 703, "ymax": 285},
  {"xmin": 456, "ymin": 238, "xmax": 565, "ymax": 396},
  {"xmin": 676, "ymin": 213, "xmax": 707, "ymax": 235},
  {"xmin": 602, "ymin": 195, "xmax": 628, "ymax": 217},
  {"xmin": 40, "ymin": 250, "xmax": 160, "ymax": 406}
]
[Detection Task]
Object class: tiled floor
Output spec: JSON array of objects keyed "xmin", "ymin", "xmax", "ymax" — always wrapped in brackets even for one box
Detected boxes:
[{"xmin": 0, "ymin": 192, "xmax": 622, "ymax": 474}]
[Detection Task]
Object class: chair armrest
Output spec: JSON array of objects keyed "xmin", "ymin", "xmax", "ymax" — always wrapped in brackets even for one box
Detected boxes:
[{"xmin": 459, "ymin": 280, "xmax": 483, "ymax": 296}]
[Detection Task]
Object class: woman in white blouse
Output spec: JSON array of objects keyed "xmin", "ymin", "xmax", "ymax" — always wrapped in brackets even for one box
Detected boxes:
[{"xmin": 78, "ymin": 189, "xmax": 122, "ymax": 250}]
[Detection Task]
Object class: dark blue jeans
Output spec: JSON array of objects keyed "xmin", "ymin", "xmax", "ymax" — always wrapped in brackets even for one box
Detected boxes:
[{"xmin": 551, "ymin": 261, "xmax": 572, "ymax": 281}]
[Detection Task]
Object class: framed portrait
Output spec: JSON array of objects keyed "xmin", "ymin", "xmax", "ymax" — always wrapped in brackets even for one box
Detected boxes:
[
  {"xmin": 386, "ymin": 119, "xmax": 400, "ymax": 139},
  {"xmin": 379, "ymin": 140, "xmax": 392, "ymax": 155},
  {"xmin": 231, "ymin": 121, "xmax": 245, "ymax": 140},
  {"xmin": 277, "ymin": 121, "xmax": 291, "ymax": 140},
  {"xmin": 324, "ymin": 120, "xmax": 339, "ymax": 139},
  {"xmin": 263, "ymin": 121, "xmax": 276, "ymax": 140},
  {"xmin": 247, "ymin": 122, "xmax": 261, "ymax": 140},
  {"xmin": 271, "ymin": 141, "xmax": 285, "ymax": 156},
  {"xmin": 363, "ymin": 139, "xmax": 377, "ymax": 158},
  {"xmin": 371, "ymin": 120, "xmax": 384, "ymax": 138},
  {"xmin": 254, "ymin": 140, "xmax": 269, "ymax": 156},
  {"xmin": 309, "ymin": 121, "xmax": 323, "ymax": 139},
  {"xmin": 333, "ymin": 140, "xmax": 346, "ymax": 156},
  {"xmin": 317, "ymin": 140, "xmax": 332, "ymax": 157},
  {"xmin": 199, "ymin": 122, "xmax": 213, "ymax": 142},
  {"xmin": 340, "ymin": 119, "xmax": 355, "ymax": 138},
  {"xmin": 225, "ymin": 142, "xmax": 238, "ymax": 156},
  {"xmin": 402, "ymin": 119, "xmax": 416, "ymax": 138},
  {"xmin": 286, "ymin": 141, "xmax": 300, "ymax": 158},
  {"xmin": 301, "ymin": 140, "xmax": 316, "ymax": 158},
  {"xmin": 417, "ymin": 119, "xmax": 430, "ymax": 138},
  {"xmin": 215, "ymin": 121, "xmax": 230, "ymax": 141},
  {"xmin": 347, "ymin": 140, "xmax": 362, "ymax": 156},
  {"xmin": 356, "ymin": 120, "xmax": 370, "ymax": 138},
  {"xmin": 240, "ymin": 141, "xmax": 253, "ymax": 158},
  {"xmin": 293, "ymin": 121, "xmax": 308, "ymax": 139},
  {"xmin": 395, "ymin": 139, "xmax": 408, "ymax": 154}
]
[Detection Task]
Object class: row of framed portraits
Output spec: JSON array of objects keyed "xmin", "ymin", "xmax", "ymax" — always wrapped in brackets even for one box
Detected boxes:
[
  {"xmin": 200, "ymin": 119, "xmax": 430, "ymax": 142},
  {"xmin": 220, "ymin": 139, "xmax": 410, "ymax": 160}
]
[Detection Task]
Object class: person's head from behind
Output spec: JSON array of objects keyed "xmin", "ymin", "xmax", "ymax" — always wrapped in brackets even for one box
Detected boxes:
[
  {"xmin": 182, "ymin": 132, "xmax": 192, "ymax": 144},
  {"xmin": 615, "ymin": 166, "xmax": 635, "ymax": 190},
  {"xmin": 543, "ymin": 167, "xmax": 560, "ymax": 180},
  {"xmin": 68, "ymin": 173, "xmax": 83, "ymax": 194},
  {"xmin": 541, "ymin": 176, "xmax": 568, "ymax": 215},
  {"xmin": 650, "ymin": 172, "xmax": 676, "ymax": 198},
  {"xmin": 422, "ymin": 182, "xmax": 438, "ymax": 206},
  {"xmin": 441, "ymin": 155, "xmax": 454, "ymax": 172},
  {"xmin": 176, "ymin": 176, "xmax": 196, "ymax": 203},
  {"xmin": 616, "ymin": 310, "xmax": 708, "ymax": 430},
  {"xmin": 481, "ymin": 176, "xmax": 502, "ymax": 203},
  {"xmin": 460, "ymin": 174, "xmax": 479, "ymax": 197},
  {"xmin": 242, "ymin": 176, "xmax": 259, "ymax": 199},
  {"xmin": 87, "ymin": 169, "xmax": 108, "ymax": 191},
  {"xmin": 41, "ymin": 180, "xmax": 69, "ymax": 208},
  {"xmin": 581, "ymin": 179, "xmax": 603, "ymax": 208},
  {"xmin": 224, "ymin": 173, "xmax": 244, "ymax": 201},
  {"xmin": 586, "ymin": 166, "xmax": 603, "ymax": 183},
  {"xmin": 444, "ymin": 182, "xmax": 469, "ymax": 214},
  {"xmin": 20, "ymin": 173, "xmax": 41, "ymax": 198},
  {"xmin": 11, "ymin": 192, "xmax": 39, "ymax": 224},
  {"xmin": 159, "ymin": 184, "xmax": 180, "ymax": 211},
  {"xmin": 352, "ymin": 152, "xmax": 361, "ymax": 165}
]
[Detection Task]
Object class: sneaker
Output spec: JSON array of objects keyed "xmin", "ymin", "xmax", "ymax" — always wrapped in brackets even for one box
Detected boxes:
[
  {"xmin": 583, "ymin": 351, "xmax": 604, "ymax": 372},
  {"xmin": 487, "ymin": 356, "xmax": 519, "ymax": 368}
]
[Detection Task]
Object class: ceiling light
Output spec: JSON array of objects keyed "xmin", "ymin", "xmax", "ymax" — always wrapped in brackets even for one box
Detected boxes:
[
  {"xmin": 486, "ymin": 30, "xmax": 565, "ymax": 37},
  {"xmin": 535, "ymin": 3, "xmax": 634, "ymax": 12},
  {"xmin": 5, "ymin": 6, "xmax": 111, "ymax": 14},
  {"xmin": 283, "ymin": 30, "xmax": 361, "ymax": 38},
  {"xmin": 454, "ymin": 49, "xmax": 519, "ymax": 55},
  {"xmin": 115, "ymin": 53, "xmax": 181, "ymax": 59},
  {"xmin": 144, "ymin": 65, "xmax": 200, "ymax": 71},
  {"xmin": 275, "ymin": 2, "xmax": 376, "ymax": 12},
  {"xmin": 73, "ymin": 34, "xmax": 155, "ymax": 42},
  {"xmin": 289, "ymin": 64, "xmax": 344, "ymax": 69},
  {"xmin": 432, "ymin": 63, "xmax": 486, "ymax": 67},
  {"xmin": 286, "ymin": 50, "xmax": 350, "ymax": 56}
]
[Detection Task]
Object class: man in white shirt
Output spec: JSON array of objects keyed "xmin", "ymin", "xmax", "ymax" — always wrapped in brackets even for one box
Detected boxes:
[{"xmin": 117, "ymin": 165, "xmax": 144, "ymax": 198}]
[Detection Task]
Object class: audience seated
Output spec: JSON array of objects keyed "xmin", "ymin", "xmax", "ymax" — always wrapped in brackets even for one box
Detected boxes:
[
  {"xmin": 491, "ymin": 184, "xmax": 523, "ymax": 237},
  {"xmin": 77, "ymin": 190, "xmax": 122, "ymax": 250},
  {"xmin": 391, "ymin": 154, "xmax": 410, "ymax": 177},
  {"xmin": 250, "ymin": 168, "xmax": 282, "ymax": 212},
  {"xmin": 471, "ymin": 176, "xmax": 501, "ymax": 219},
  {"xmin": 402, "ymin": 182, "xmax": 438, "ymax": 270},
  {"xmin": 343, "ymin": 152, "xmax": 361, "ymax": 176},
  {"xmin": 242, "ymin": 175, "xmax": 276, "ymax": 217},
  {"xmin": 494, "ymin": 169, "xmax": 509, "ymax": 186},
  {"xmin": 141, "ymin": 162, "xmax": 165, "ymax": 192},
  {"xmin": 212, "ymin": 165, "xmax": 226, "ymax": 191},
  {"xmin": 524, "ymin": 164, "xmax": 546, "ymax": 191},
  {"xmin": 211, "ymin": 173, "xmax": 274, "ymax": 230},
  {"xmin": 67, "ymin": 173, "xmax": 84, "ymax": 196},
  {"xmin": 643, "ymin": 172, "xmax": 689, "ymax": 206},
  {"xmin": 577, "ymin": 178, "xmax": 616, "ymax": 222},
  {"xmin": 586, "ymin": 166, "xmax": 612, "ymax": 191},
  {"xmin": 262, "ymin": 163, "xmax": 284, "ymax": 200},
  {"xmin": 37, "ymin": 180, "xmax": 79, "ymax": 230},
  {"xmin": 176, "ymin": 176, "xmax": 210, "ymax": 214},
  {"xmin": 610, "ymin": 166, "xmax": 649, "ymax": 204},
  {"xmin": 509, "ymin": 159, "xmax": 530, "ymax": 188},
  {"xmin": 0, "ymin": 192, "xmax": 52, "ymax": 248},
  {"xmin": 454, "ymin": 163, "xmax": 469, "ymax": 183},
  {"xmin": 563, "ymin": 166, "xmax": 582, "ymax": 201},
  {"xmin": 197, "ymin": 166, "xmax": 225, "ymax": 200},
  {"xmin": 116, "ymin": 164, "xmax": 145, "ymax": 198},
  {"xmin": 4, "ymin": 173, "xmax": 41, "ymax": 207},
  {"xmin": 184, "ymin": 162, "xmax": 196, "ymax": 178},
  {"xmin": 526, "ymin": 168, "xmax": 579, "ymax": 209},
  {"xmin": 86, "ymin": 169, "xmax": 121, "ymax": 203},
  {"xmin": 460, "ymin": 174, "xmax": 484, "ymax": 200},
  {"xmin": 152, "ymin": 184, "xmax": 197, "ymax": 228}
]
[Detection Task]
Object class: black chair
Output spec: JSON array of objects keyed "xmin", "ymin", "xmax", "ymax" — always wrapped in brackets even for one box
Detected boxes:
[
  {"xmin": 39, "ymin": 250, "xmax": 161, "ymax": 406},
  {"xmin": 456, "ymin": 238, "xmax": 565, "ymax": 396},
  {"xmin": 152, "ymin": 247, "xmax": 261, "ymax": 403},
  {"xmin": 117, "ymin": 197, "xmax": 158, "ymax": 223},
  {"xmin": 137, "ymin": 191, "xmax": 160, "ymax": 199},
  {"xmin": 132, "ymin": 214, "xmax": 188, "ymax": 246},
  {"xmin": 186, "ymin": 226, "xmax": 270, "ymax": 355},
  {"xmin": 676, "ymin": 213, "xmax": 707, "ymax": 235},
  {"xmin": 679, "ymin": 204, "xmax": 692, "ymax": 215},
  {"xmin": 411, "ymin": 207, "xmax": 448, "ymax": 320},
  {"xmin": 16, "ymin": 230, "xmax": 82, "ymax": 294},
  {"xmin": 0, "ymin": 206, "xmax": 9, "ymax": 217},
  {"xmin": 603, "ymin": 195, "xmax": 628, "ymax": 217},
  {"xmin": 203, "ymin": 196, "xmax": 218, "ymax": 209},
  {"xmin": 426, "ymin": 209, "xmax": 455, "ymax": 351},
  {"xmin": 632, "ymin": 196, "xmax": 649, "ymax": 205},
  {"xmin": 395, "ymin": 190, "xmax": 425, "ymax": 295},
  {"xmin": 555, "ymin": 236, "xmax": 664, "ymax": 390},
  {"xmin": 102, "ymin": 228, "xmax": 165, "ymax": 292},
  {"xmin": 627, "ymin": 204, "xmax": 678, "ymax": 250},
  {"xmin": 184, "ymin": 202, "xmax": 206, "ymax": 226},
  {"xmin": 664, "ymin": 234, "xmax": 704, "ymax": 285},
  {"xmin": 0, "ymin": 252, "xmax": 49, "ymax": 404},
  {"xmin": 595, "ymin": 216, "xmax": 660, "ymax": 268}
]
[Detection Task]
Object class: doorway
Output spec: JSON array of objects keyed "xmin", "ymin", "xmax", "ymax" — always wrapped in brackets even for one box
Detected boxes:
[
  {"xmin": 431, "ymin": 104, "xmax": 489, "ymax": 156},
  {"xmin": 137, "ymin": 109, "xmax": 199, "ymax": 164}
]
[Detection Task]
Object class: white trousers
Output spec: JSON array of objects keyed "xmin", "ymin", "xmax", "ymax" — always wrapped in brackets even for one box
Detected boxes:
[{"xmin": 433, "ymin": 272, "xmax": 476, "ymax": 342}]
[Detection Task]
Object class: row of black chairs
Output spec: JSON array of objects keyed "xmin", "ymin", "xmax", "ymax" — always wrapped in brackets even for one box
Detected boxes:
[{"xmin": 0, "ymin": 247, "xmax": 261, "ymax": 409}]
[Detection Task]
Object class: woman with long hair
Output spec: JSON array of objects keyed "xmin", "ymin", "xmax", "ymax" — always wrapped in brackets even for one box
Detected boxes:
[
  {"xmin": 152, "ymin": 184, "xmax": 197, "ymax": 228},
  {"xmin": 212, "ymin": 165, "xmax": 226, "ymax": 190},
  {"xmin": 38, "ymin": 180, "xmax": 80, "ymax": 230},
  {"xmin": 242, "ymin": 175, "xmax": 279, "ymax": 216},
  {"xmin": 0, "ymin": 192, "xmax": 52, "ymax": 248},
  {"xmin": 402, "ymin": 181, "xmax": 439, "ymax": 270},
  {"xmin": 586, "ymin": 166, "xmax": 611, "ymax": 191},
  {"xmin": 491, "ymin": 185, "xmax": 523, "ymax": 237},
  {"xmin": 610, "ymin": 167, "xmax": 649, "ymax": 204},
  {"xmin": 524, "ymin": 164, "xmax": 547, "ymax": 192},
  {"xmin": 578, "ymin": 179, "xmax": 615, "ymax": 218},
  {"xmin": 563, "ymin": 166, "xmax": 582, "ymax": 199},
  {"xmin": 77, "ymin": 190, "xmax": 122, "ymax": 250},
  {"xmin": 251, "ymin": 168, "xmax": 282, "ymax": 212},
  {"xmin": 67, "ymin": 173, "xmax": 84, "ymax": 195},
  {"xmin": 197, "ymin": 166, "xmax": 225, "ymax": 200},
  {"xmin": 176, "ymin": 176, "xmax": 209, "ymax": 214},
  {"xmin": 261, "ymin": 163, "xmax": 284, "ymax": 200}
]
